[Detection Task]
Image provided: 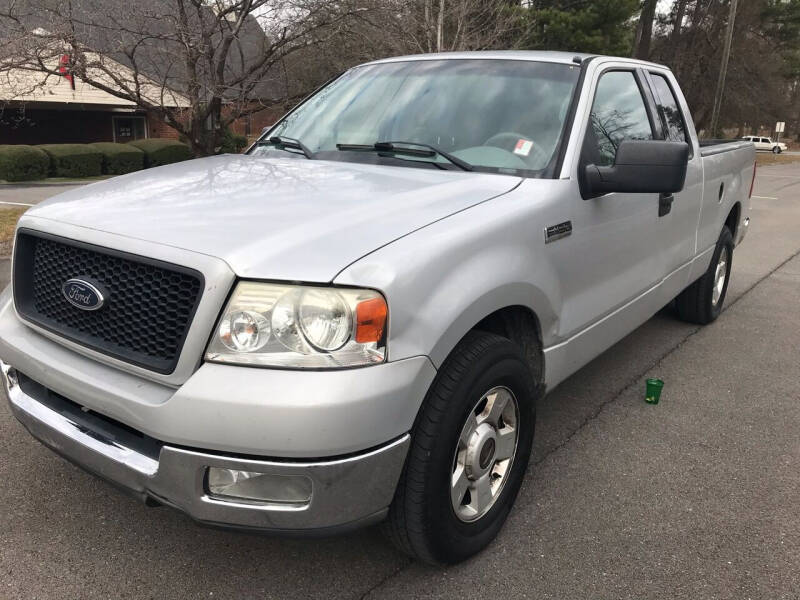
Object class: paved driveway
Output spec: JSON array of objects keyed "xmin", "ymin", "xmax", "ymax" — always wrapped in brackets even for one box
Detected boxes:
[
  {"xmin": 0, "ymin": 165, "xmax": 799, "ymax": 599},
  {"xmin": 0, "ymin": 182, "xmax": 88, "ymax": 208}
]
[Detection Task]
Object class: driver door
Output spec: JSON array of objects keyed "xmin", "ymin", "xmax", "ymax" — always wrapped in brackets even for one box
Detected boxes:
[{"xmin": 551, "ymin": 67, "xmax": 667, "ymax": 352}]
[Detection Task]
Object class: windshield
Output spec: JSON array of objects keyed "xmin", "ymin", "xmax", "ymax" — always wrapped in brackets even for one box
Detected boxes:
[{"xmin": 254, "ymin": 59, "xmax": 581, "ymax": 177}]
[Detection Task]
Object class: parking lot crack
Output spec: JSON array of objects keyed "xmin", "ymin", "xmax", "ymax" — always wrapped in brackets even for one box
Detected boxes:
[{"xmin": 358, "ymin": 557, "xmax": 413, "ymax": 600}]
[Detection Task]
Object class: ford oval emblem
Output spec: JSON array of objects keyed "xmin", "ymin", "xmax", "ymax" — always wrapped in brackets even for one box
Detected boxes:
[{"xmin": 62, "ymin": 278, "xmax": 106, "ymax": 311}]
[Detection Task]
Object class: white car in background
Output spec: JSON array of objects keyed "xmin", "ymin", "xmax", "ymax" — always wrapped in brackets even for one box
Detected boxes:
[{"xmin": 742, "ymin": 135, "xmax": 787, "ymax": 153}]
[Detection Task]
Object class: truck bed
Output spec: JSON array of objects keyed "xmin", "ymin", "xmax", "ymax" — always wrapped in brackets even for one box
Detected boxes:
[{"xmin": 699, "ymin": 139, "xmax": 753, "ymax": 157}]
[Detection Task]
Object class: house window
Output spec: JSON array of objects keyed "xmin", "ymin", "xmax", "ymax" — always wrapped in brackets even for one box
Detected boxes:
[{"xmin": 112, "ymin": 116, "xmax": 147, "ymax": 142}]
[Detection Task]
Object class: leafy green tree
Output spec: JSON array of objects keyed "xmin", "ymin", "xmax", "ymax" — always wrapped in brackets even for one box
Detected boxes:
[
  {"xmin": 763, "ymin": 0, "xmax": 800, "ymax": 138},
  {"xmin": 511, "ymin": 0, "xmax": 640, "ymax": 56}
]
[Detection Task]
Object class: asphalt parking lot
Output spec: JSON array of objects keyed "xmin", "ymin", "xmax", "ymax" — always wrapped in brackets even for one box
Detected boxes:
[{"xmin": 1, "ymin": 164, "xmax": 799, "ymax": 599}]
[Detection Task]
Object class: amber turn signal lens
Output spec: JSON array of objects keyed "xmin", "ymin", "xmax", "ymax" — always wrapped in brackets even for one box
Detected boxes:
[{"xmin": 355, "ymin": 297, "xmax": 387, "ymax": 343}]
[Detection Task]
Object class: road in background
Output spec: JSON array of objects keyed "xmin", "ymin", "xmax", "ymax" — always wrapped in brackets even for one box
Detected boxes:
[
  {"xmin": 0, "ymin": 164, "xmax": 798, "ymax": 599},
  {"xmin": 0, "ymin": 183, "xmax": 87, "ymax": 208}
]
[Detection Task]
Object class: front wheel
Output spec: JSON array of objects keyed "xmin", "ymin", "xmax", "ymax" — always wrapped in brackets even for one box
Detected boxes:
[
  {"xmin": 773, "ymin": 146, "xmax": 781, "ymax": 154},
  {"xmin": 382, "ymin": 331, "xmax": 537, "ymax": 564},
  {"xmin": 675, "ymin": 226, "xmax": 733, "ymax": 324}
]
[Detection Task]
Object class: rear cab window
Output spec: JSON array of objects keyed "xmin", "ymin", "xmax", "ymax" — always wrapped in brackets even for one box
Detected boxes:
[{"xmin": 648, "ymin": 73, "xmax": 688, "ymax": 143}]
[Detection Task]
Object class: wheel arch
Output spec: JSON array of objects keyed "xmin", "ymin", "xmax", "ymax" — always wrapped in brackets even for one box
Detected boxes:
[
  {"xmin": 472, "ymin": 305, "xmax": 544, "ymax": 388},
  {"xmin": 427, "ymin": 285, "xmax": 552, "ymax": 391},
  {"xmin": 725, "ymin": 201, "xmax": 741, "ymax": 242}
]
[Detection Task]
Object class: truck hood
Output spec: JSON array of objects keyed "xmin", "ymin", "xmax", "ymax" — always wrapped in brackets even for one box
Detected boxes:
[{"xmin": 27, "ymin": 155, "xmax": 521, "ymax": 281}]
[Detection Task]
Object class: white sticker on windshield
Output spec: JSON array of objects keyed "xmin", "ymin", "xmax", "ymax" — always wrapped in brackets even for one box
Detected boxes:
[{"xmin": 514, "ymin": 139, "xmax": 533, "ymax": 156}]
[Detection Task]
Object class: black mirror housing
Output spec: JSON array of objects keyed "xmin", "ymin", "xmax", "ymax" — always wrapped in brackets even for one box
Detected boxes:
[{"xmin": 583, "ymin": 140, "xmax": 689, "ymax": 198}]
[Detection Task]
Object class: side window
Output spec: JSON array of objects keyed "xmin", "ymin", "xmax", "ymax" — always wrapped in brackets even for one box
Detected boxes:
[
  {"xmin": 584, "ymin": 71, "xmax": 653, "ymax": 167},
  {"xmin": 650, "ymin": 74, "xmax": 687, "ymax": 143}
]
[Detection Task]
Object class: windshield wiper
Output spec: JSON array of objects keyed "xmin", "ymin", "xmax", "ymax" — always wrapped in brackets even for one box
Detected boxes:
[
  {"xmin": 336, "ymin": 140, "xmax": 473, "ymax": 171},
  {"xmin": 256, "ymin": 136, "xmax": 314, "ymax": 159}
]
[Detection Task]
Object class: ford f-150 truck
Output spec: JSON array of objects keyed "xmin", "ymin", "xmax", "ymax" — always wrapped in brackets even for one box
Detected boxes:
[{"xmin": 0, "ymin": 51, "xmax": 756, "ymax": 564}]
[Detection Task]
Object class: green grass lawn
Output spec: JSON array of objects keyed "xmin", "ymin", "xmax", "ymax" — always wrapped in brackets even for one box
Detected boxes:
[
  {"xmin": 756, "ymin": 153, "xmax": 800, "ymax": 167},
  {"xmin": 0, "ymin": 207, "xmax": 28, "ymax": 255}
]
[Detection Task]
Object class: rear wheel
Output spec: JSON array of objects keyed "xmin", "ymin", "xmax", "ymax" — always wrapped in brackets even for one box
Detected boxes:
[
  {"xmin": 675, "ymin": 226, "xmax": 733, "ymax": 324},
  {"xmin": 382, "ymin": 331, "xmax": 537, "ymax": 564}
]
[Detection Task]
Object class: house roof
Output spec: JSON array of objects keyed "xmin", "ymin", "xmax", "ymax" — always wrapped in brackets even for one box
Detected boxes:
[
  {"xmin": 0, "ymin": 0, "xmax": 285, "ymax": 105},
  {"xmin": 0, "ymin": 54, "xmax": 190, "ymax": 107}
]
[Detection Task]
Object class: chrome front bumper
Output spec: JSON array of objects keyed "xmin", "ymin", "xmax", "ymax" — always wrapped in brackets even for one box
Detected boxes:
[{"xmin": 1, "ymin": 361, "xmax": 409, "ymax": 533}]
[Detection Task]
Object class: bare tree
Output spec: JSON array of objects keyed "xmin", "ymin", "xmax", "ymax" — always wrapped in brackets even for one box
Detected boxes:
[
  {"xmin": 275, "ymin": 0, "xmax": 525, "ymax": 103},
  {"xmin": 633, "ymin": 0, "xmax": 657, "ymax": 59},
  {"xmin": 0, "ymin": 0, "xmax": 366, "ymax": 155},
  {"xmin": 649, "ymin": 0, "xmax": 797, "ymax": 137},
  {"xmin": 376, "ymin": 0, "xmax": 520, "ymax": 55},
  {"xmin": 667, "ymin": 0, "xmax": 689, "ymax": 78},
  {"xmin": 671, "ymin": 0, "xmax": 689, "ymax": 42}
]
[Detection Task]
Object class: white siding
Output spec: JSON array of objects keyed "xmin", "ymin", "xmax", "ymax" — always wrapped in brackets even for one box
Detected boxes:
[{"xmin": 0, "ymin": 55, "xmax": 189, "ymax": 108}]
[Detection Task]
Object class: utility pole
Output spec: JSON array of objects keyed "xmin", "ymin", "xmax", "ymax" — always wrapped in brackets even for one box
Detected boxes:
[{"xmin": 709, "ymin": 0, "xmax": 738, "ymax": 138}]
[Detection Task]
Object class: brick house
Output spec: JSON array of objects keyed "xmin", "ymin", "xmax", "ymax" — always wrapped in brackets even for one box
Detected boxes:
[
  {"xmin": 0, "ymin": 59, "xmax": 190, "ymax": 145},
  {"xmin": 226, "ymin": 104, "xmax": 284, "ymax": 141},
  {"xmin": 0, "ymin": 69, "xmax": 283, "ymax": 145},
  {"xmin": 0, "ymin": 4, "xmax": 285, "ymax": 146}
]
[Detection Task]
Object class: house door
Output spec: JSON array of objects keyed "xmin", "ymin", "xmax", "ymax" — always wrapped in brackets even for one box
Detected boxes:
[{"xmin": 113, "ymin": 116, "xmax": 147, "ymax": 142}]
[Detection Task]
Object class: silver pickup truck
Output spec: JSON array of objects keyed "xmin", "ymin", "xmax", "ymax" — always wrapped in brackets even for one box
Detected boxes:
[{"xmin": 0, "ymin": 51, "xmax": 755, "ymax": 564}]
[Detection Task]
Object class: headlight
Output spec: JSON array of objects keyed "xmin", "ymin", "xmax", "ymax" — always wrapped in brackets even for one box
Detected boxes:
[{"xmin": 205, "ymin": 282, "xmax": 387, "ymax": 368}]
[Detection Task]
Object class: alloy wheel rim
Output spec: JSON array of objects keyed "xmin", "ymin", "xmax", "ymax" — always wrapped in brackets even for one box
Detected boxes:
[
  {"xmin": 451, "ymin": 385, "xmax": 519, "ymax": 522},
  {"xmin": 712, "ymin": 247, "xmax": 728, "ymax": 306}
]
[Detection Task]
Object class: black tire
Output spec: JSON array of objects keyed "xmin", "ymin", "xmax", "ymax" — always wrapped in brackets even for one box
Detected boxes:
[
  {"xmin": 773, "ymin": 146, "xmax": 781, "ymax": 154},
  {"xmin": 382, "ymin": 331, "xmax": 538, "ymax": 565},
  {"xmin": 676, "ymin": 226, "xmax": 733, "ymax": 324}
]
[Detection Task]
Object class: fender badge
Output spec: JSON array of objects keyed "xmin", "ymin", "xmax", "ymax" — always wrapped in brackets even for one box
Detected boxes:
[{"xmin": 544, "ymin": 221, "xmax": 572, "ymax": 244}]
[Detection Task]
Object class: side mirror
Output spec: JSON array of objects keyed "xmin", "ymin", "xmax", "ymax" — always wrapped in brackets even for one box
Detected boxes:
[{"xmin": 583, "ymin": 140, "xmax": 689, "ymax": 198}]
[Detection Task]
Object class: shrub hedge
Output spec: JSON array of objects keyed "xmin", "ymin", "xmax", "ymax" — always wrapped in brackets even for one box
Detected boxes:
[
  {"xmin": 0, "ymin": 145, "xmax": 50, "ymax": 182},
  {"xmin": 0, "ymin": 139, "xmax": 193, "ymax": 181},
  {"xmin": 220, "ymin": 129, "xmax": 248, "ymax": 154},
  {"xmin": 128, "ymin": 138, "xmax": 192, "ymax": 167},
  {"xmin": 38, "ymin": 144, "xmax": 103, "ymax": 177},
  {"xmin": 89, "ymin": 142, "xmax": 145, "ymax": 175}
]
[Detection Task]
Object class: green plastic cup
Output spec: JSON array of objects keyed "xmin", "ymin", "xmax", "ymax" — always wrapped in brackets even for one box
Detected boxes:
[{"xmin": 645, "ymin": 378, "xmax": 664, "ymax": 404}]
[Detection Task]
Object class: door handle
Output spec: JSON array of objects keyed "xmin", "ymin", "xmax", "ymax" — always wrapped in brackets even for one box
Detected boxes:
[{"xmin": 658, "ymin": 193, "xmax": 674, "ymax": 217}]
